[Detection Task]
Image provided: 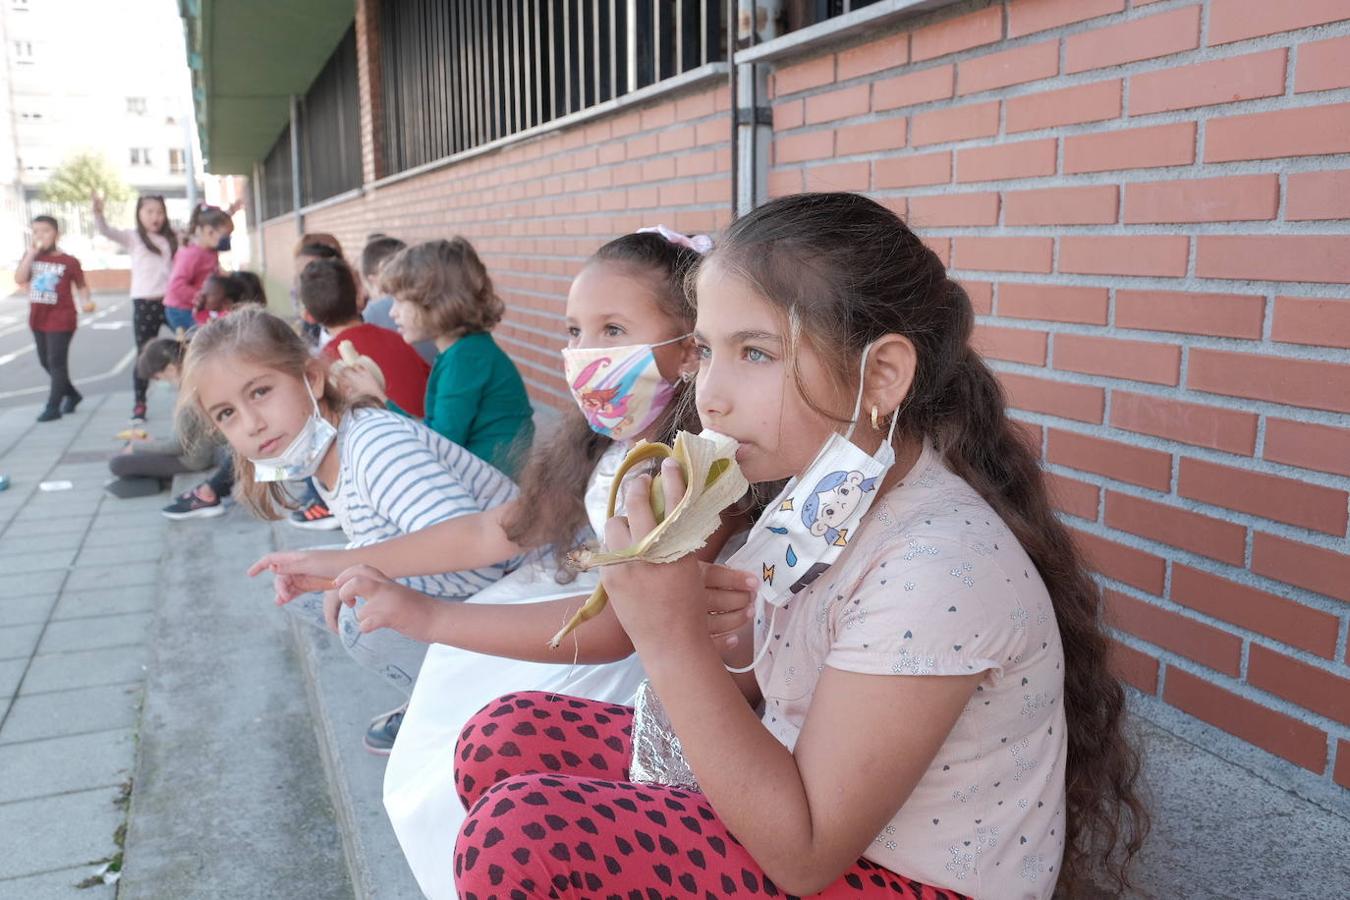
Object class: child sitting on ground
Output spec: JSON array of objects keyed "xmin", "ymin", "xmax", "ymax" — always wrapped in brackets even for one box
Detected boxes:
[
  {"xmin": 340, "ymin": 237, "xmax": 534, "ymax": 477},
  {"xmin": 298, "ymin": 257, "xmax": 430, "ymax": 417},
  {"xmin": 181, "ymin": 307, "xmax": 519, "ymax": 751}
]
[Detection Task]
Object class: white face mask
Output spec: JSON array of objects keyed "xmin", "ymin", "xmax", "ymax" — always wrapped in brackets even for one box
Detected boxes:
[
  {"xmin": 248, "ymin": 381, "xmax": 338, "ymax": 483},
  {"xmin": 720, "ymin": 341, "xmax": 900, "ymax": 673}
]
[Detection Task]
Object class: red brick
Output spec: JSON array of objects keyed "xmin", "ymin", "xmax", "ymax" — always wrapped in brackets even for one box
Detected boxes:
[
  {"xmin": 640, "ymin": 157, "xmax": 676, "ymax": 181},
  {"xmin": 873, "ymin": 151, "xmax": 952, "ymax": 188},
  {"xmin": 1071, "ymin": 528, "xmax": 1166, "ymax": 593},
  {"xmin": 923, "ymin": 236, "xmax": 952, "ymax": 267},
  {"xmin": 1003, "ymin": 185, "xmax": 1118, "ymax": 225},
  {"xmin": 1064, "ymin": 122, "xmax": 1196, "ymax": 173},
  {"xmin": 775, "ymin": 55, "xmax": 835, "ymax": 96},
  {"xmin": 1264, "ymin": 418, "xmax": 1350, "ymax": 478},
  {"xmin": 878, "ymin": 196, "xmax": 909, "ymax": 221},
  {"xmin": 911, "ymin": 101, "xmax": 1000, "ymax": 146},
  {"xmin": 965, "ymin": 280, "xmax": 994, "ymax": 316},
  {"xmin": 998, "ymin": 284, "xmax": 1109, "ymax": 325},
  {"xmin": 1252, "ymin": 533, "xmax": 1350, "ymax": 604},
  {"xmin": 804, "ymin": 161, "xmax": 871, "ymax": 192},
  {"xmin": 804, "ymin": 84, "xmax": 871, "ymax": 125},
  {"xmin": 973, "ymin": 325, "xmax": 1048, "ymax": 365},
  {"xmin": 1206, "ymin": 103, "xmax": 1350, "ymax": 162},
  {"xmin": 1197, "ymin": 235, "xmax": 1350, "ymax": 284},
  {"xmin": 907, "ymin": 192, "xmax": 1000, "ymax": 227},
  {"xmin": 1115, "ymin": 290, "xmax": 1265, "ymax": 340},
  {"xmin": 640, "ymin": 103, "xmax": 676, "ymax": 130},
  {"xmin": 1109, "ymin": 638, "xmax": 1159, "ymax": 694},
  {"xmin": 1249, "ymin": 645, "xmax": 1350, "ymax": 726},
  {"xmin": 695, "ymin": 117, "xmax": 729, "ymax": 145},
  {"xmin": 1286, "ymin": 170, "xmax": 1350, "ymax": 221},
  {"xmin": 1188, "ymin": 349, "xmax": 1350, "ymax": 414},
  {"xmin": 835, "ymin": 119, "xmax": 907, "ymax": 156},
  {"xmin": 1111, "ymin": 391, "xmax": 1258, "ymax": 455},
  {"xmin": 1054, "ymin": 334, "xmax": 1181, "ymax": 386},
  {"xmin": 1272, "ymin": 297, "xmax": 1350, "ymax": 350},
  {"xmin": 676, "ymin": 150, "xmax": 719, "ymax": 178},
  {"xmin": 626, "ymin": 133, "xmax": 659, "ymax": 159},
  {"xmin": 775, "ymin": 130, "xmax": 835, "ymax": 164},
  {"xmin": 695, "ymin": 178, "xmax": 731, "ymax": 205},
  {"xmin": 958, "ymin": 40, "xmax": 1060, "ymax": 96},
  {"xmin": 1046, "ymin": 471, "xmax": 1101, "ymax": 519},
  {"xmin": 1059, "ymin": 235, "xmax": 1189, "ymax": 277},
  {"xmin": 1006, "ymin": 79, "xmax": 1122, "ymax": 133},
  {"xmin": 773, "ymin": 100, "xmax": 804, "ymax": 131},
  {"xmin": 676, "ymin": 90, "xmax": 716, "ymax": 121},
  {"xmin": 912, "ymin": 6, "xmax": 1003, "ymax": 62},
  {"xmin": 1130, "ymin": 49, "xmax": 1287, "ymax": 115},
  {"xmin": 1105, "ymin": 492, "xmax": 1247, "ymax": 565},
  {"xmin": 1047, "ymin": 429, "xmax": 1173, "ymax": 491},
  {"xmin": 1164, "ymin": 668, "xmax": 1328, "ymax": 772},
  {"xmin": 1009, "ymin": 0, "xmax": 1125, "ymax": 37},
  {"xmin": 1179, "ymin": 458, "xmax": 1348, "ymax": 536},
  {"xmin": 999, "ymin": 372, "xmax": 1105, "ymax": 423},
  {"xmin": 873, "ymin": 65, "xmax": 955, "ymax": 111},
  {"xmin": 837, "ymin": 32, "xmax": 910, "ymax": 81},
  {"xmin": 657, "ymin": 124, "xmax": 697, "ymax": 154},
  {"xmin": 1106, "ymin": 591, "xmax": 1243, "ymax": 676},
  {"xmin": 658, "ymin": 182, "xmax": 697, "ymax": 207},
  {"xmin": 954, "ymin": 236, "xmax": 1054, "ymax": 274},
  {"xmin": 1337, "ymin": 742, "xmax": 1350, "ymax": 790},
  {"xmin": 1209, "ymin": 0, "xmax": 1350, "ymax": 46},
  {"xmin": 1171, "ymin": 565, "xmax": 1340, "ymax": 659},
  {"xmin": 768, "ymin": 168, "xmax": 803, "ymax": 199},
  {"xmin": 1012, "ymin": 419, "xmax": 1045, "ymax": 451},
  {"xmin": 1124, "ymin": 174, "xmax": 1279, "ymax": 224},
  {"xmin": 1065, "ymin": 6, "xmax": 1201, "ymax": 73},
  {"xmin": 1296, "ymin": 34, "xmax": 1350, "ymax": 93},
  {"xmin": 955, "ymin": 139, "xmax": 1057, "ymax": 183}
]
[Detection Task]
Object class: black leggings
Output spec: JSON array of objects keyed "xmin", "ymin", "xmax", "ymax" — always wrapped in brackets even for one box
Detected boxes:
[
  {"xmin": 109, "ymin": 448, "xmax": 234, "ymax": 497},
  {"xmin": 132, "ymin": 298, "xmax": 167, "ymax": 404},
  {"xmin": 32, "ymin": 329, "xmax": 75, "ymax": 411}
]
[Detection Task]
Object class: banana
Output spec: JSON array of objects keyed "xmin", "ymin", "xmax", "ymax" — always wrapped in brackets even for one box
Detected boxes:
[
  {"xmin": 334, "ymin": 339, "xmax": 387, "ymax": 392},
  {"xmin": 547, "ymin": 431, "xmax": 747, "ymax": 648}
]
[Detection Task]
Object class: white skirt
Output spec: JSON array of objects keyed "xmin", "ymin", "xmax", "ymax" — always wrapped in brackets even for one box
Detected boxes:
[{"xmin": 382, "ymin": 559, "xmax": 647, "ymax": 900}]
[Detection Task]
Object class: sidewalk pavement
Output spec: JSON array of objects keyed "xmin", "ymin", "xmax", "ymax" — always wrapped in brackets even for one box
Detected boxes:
[{"xmin": 0, "ymin": 394, "xmax": 164, "ymax": 897}]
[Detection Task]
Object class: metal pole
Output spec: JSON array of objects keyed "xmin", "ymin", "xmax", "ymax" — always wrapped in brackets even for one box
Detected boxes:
[
  {"xmin": 728, "ymin": 0, "xmax": 739, "ymax": 222},
  {"xmin": 182, "ymin": 108, "xmax": 198, "ymax": 209},
  {"xmin": 289, "ymin": 94, "xmax": 304, "ymax": 234}
]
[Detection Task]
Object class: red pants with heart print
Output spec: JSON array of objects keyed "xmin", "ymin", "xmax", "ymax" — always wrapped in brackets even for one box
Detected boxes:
[{"xmin": 452, "ymin": 691, "xmax": 969, "ymax": 899}]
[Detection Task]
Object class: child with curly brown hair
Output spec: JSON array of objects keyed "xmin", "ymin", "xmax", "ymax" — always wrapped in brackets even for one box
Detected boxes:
[{"xmin": 340, "ymin": 237, "xmax": 534, "ymax": 476}]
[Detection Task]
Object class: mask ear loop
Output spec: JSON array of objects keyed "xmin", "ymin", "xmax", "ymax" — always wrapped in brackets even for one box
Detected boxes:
[
  {"xmin": 724, "ymin": 600, "xmax": 777, "ymax": 675},
  {"xmin": 843, "ymin": 342, "xmax": 875, "ymax": 443}
]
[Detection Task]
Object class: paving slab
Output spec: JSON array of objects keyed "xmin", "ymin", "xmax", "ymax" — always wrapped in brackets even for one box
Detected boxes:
[
  {"xmin": 70, "ymin": 541, "xmax": 165, "ymax": 569},
  {"xmin": 0, "ymin": 727, "xmax": 135, "ymax": 804},
  {"xmin": 36, "ymin": 611, "xmax": 154, "ymax": 654},
  {"xmin": 0, "ymin": 547, "xmax": 77, "ymax": 574},
  {"xmin": 0, "ymin": 683, "xmax": 141, "ymax": 744},
  {"xmin": 5, "ymin": 570, "xmax": 67, "ymax": 597},
  {"xmin": 52, "ymin": 585, "xmax": 156, "ymax": 621},
  {"xmin": 62, "ymin": 561, "xmax": 157, "ymax": 593},
  {"xmin": 0, "ymin": 657, "xmax": 26, "ymax": 700},
  {"xmin": 0, "ymin": 786, "xmax": 124, "ymax": 880},
  {"xmin": 22, "ymin": 645, "xmax": 150, "ymax": 695},
  {"xmin": 0, "ymin": 623, "xmax": 42, "ymax": 661},
  {"xmin": 0, "ymin": 863, "xmax": 116, "ymax": 900},
  {"xmin": 0, "ymin": 592, "xmax": 57, "ymax": 626}
]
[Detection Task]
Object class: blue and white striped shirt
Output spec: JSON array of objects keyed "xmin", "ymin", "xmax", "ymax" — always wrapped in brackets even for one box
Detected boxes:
[{"xmin": 316, "ymin": 407, "xmax": 519, "ymax": 598}]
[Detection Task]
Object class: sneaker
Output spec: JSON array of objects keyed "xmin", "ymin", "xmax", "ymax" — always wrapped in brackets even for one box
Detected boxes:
[
  {"xmin": 131, "ymin": 403, "xmax": 147, "ymax": 424},
  {"xmin": 60, "ymin": 390, "xmax": 82, "ymax": 414},
  {"xmin": 162, "ymin": 486, "xmax": 225, "ymax": 520},
  {"xmin": 363, "ymin": 704, "xmax": 407, "ymax": 756},
  {"xmin": 289, "ymin": 499, "xmax": 342, "ymax": 530},
  {"xmin": 36, "ymin": 406, "xmax": 61, "ymax": 423}
]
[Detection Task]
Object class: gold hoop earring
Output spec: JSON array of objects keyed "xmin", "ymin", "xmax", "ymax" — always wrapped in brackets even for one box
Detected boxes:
[{"xmin": 870, "ymin": 405, "xmax": 881, "ymax": 431}]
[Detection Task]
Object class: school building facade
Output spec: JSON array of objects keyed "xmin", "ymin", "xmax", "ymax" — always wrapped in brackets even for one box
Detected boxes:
[{"xmin": 184, "ymin": 0, "xmax": 1350, "ymax": 808}]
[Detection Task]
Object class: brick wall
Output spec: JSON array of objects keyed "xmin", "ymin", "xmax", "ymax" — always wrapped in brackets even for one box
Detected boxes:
[
  {"xmin": 273, "ymin": 82, "xmax": 733, "ymax": 411},
  {"xmin": 769, "ymin": 0, "xmax": 1350, "ymax": 795}
]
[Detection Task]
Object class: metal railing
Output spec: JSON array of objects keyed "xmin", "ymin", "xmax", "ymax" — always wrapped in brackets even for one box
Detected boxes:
[
  {"xmin": 379, "ymin": 0, "xmax": 727, "ymax": 177},
  {"xmin": 260, "ymin": 124, "xmax": 295, "ymax": 221},
  {"xmin": 301, "ymin": 25, "xmax": 362, "ymax": 207}
]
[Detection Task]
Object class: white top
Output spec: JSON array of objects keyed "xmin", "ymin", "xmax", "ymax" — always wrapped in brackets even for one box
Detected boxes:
[
  {"xmin": 94, "ymin": 216, "xmax": 174, "ymax": 299},
  {"xmin": 315, "ymin": 407, "xmax": 519, "ymax": 598},
  {"xmin": 754, "ymin": 442, "xmax": 1067, "ymax": 899}
]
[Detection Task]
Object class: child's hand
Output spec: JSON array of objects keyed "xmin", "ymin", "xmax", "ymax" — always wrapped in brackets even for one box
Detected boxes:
[
  {"xmin": 248, "ymin": 549, "xmax": 343, "ymax": 604},
  {"xmin": 82, "ymin": 300, "xmax": 97, "ymax": 314},
  {"xmin": 322, "ymin": 589, "xmax": 343, "ymax": 633},
  {"xmin": 336, "ymin": 365, "xmax": 387, "ymax": 404},
  {"xmin": 334, "ymin": 563, "xmax": 438, "ymax": 640},
  {"xmin": 700, "ymin": 562, "xmax": 757, "ymax": 655}
]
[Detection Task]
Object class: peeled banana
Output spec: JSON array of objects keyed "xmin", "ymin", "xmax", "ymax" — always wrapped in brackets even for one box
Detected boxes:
[
  {"xmin": 333, "ymin": 339, "xmax": 386, "ymax": 391},
  {"xmin": 547, "ymin": 430, "xmax": 747, "ymax": 648}
]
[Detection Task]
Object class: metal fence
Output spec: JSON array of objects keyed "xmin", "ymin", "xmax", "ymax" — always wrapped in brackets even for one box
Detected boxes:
[
  {"xmin": 259, "ymin": 124, "xmax": 295, "ymax": 221},
  {"xmin": 379, "ymin": 0, "xmax": 727, "ymax": 176}
]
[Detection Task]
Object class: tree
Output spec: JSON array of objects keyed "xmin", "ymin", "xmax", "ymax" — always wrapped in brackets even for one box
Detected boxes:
[{"xmin": 40, "ymin": 152, "xmax": 131, "ymax": 206}]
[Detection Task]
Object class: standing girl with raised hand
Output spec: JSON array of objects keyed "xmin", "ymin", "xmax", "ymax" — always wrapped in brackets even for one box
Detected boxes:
[
  {"xmin": 250, "ymin": 230, "xmax": 746, "ymax": 899},
  {"xmin": 179, "ymin": 307, "xmax": 519, "ymax": 749},
  {"xmin": 339, "ymin": 237, "xmax": 534, "ymax": 477},
  {"xmin": 164, "ymin": 204, "xmax": 232, "ymax": 332},
  {"xmin": 452, "ymin": 194, "xmax": 1148, "ymax": 900},
  {"xmin": 92, "ymin": 192, "xmax": 177, "ymax": 423}
]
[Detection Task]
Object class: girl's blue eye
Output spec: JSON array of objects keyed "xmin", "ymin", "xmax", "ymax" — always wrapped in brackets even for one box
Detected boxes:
[
  {"xmin": 566, "ymin": 326, "xmax": 580, "ymax": 338},
  {"xmin": 744, "ymin": 347, "xmax": 770, "ymax": 364},
  {"xmin": 694, "ymin": 343, "xmax": 711, "ymax": 360},
  {"xmin": 603, "ymin": 324, "xmax": 625, "ymax": 337}
]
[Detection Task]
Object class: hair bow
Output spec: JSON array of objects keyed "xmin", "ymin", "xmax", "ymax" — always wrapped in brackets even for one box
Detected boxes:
[{"xmin": 636, "ymin": 224, "xmax": 713, "ymax": 255}]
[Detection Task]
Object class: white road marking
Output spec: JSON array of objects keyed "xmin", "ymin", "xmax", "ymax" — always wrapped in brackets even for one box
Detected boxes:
[{"xmin": 0, "ymin": 346, "xmax": 136, "ymax": 400}]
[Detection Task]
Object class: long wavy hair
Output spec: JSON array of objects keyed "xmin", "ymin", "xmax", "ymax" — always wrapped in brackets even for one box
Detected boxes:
[{"xmin": 704, "ymin": 192, "xmax": 1149, "ymax": 895}]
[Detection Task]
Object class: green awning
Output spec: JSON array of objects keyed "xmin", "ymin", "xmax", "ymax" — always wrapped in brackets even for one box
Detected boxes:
[{"xmin": 180, "ymin": 0, "xmax": 354, "ymax": 174}]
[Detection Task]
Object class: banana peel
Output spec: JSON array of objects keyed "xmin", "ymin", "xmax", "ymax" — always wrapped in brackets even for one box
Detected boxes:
[
  {"xmin": 547, "ymin": 430, "xmax": 746, "ymax": 648},
  {"xmin": 332, "ymin": 340, "xmax": 387, "ymax": 391}
]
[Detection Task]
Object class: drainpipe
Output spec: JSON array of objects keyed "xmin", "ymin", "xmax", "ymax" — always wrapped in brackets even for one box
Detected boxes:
[
  {"xmin": 289, "ymin": 94, "xmax": 303, "ymax": 235},
  {"xmin": 734, "ymin": 0, "xmax": 774, "ymax": 217}
]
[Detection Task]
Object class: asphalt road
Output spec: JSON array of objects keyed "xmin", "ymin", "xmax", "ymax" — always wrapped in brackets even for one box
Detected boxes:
[{"xmin": 0, "ymin": 291, "xmax": 143, "ymax": 412}]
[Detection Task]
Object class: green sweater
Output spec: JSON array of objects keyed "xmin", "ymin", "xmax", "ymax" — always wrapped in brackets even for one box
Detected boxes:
[{"xmin": 389, "ymin": 331, "xmax": 534, "ymax": 476}]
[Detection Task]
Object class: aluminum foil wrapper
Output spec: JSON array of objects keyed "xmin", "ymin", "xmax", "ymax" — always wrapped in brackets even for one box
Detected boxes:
[{"xmin": 628, "ymin": 679, "xmax": 701, "ymax": 791}]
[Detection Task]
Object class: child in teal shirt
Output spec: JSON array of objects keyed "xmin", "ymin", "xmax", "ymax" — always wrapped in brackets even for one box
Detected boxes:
[{"xmin": 341, "ymin": 237, "xmax": 533, "ymax": 476}]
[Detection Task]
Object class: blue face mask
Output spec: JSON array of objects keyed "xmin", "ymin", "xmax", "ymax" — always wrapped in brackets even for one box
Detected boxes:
[{"xmin": 216, "ymin": 234, "xmax": 232, "ymax": 252}]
